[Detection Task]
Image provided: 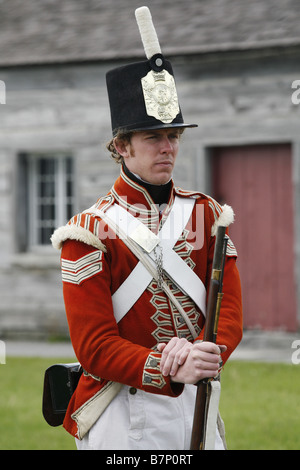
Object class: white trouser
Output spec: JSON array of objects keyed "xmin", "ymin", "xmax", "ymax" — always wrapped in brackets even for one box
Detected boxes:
[{"xmin": 76, "ymin": 384, "xmax": 224, "ymax": 450}]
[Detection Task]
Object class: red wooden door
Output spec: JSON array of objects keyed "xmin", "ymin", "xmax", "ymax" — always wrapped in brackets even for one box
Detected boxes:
[{"xmin": 212, "ymin": 144, "xmax": 297, "ymax": 331}]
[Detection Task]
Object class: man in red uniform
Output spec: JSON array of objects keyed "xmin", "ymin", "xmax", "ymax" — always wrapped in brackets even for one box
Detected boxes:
[{"xmin": 51, "ymin": 7, "xmax": 242, "ymax": 450}]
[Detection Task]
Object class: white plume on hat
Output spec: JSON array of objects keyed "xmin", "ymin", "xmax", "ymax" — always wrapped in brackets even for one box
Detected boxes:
[{"xmin": 135, "ymin": 6, "xmax": 162, "ymax": 59}]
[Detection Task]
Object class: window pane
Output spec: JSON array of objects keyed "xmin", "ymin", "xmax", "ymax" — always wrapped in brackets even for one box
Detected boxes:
[
  {"xmin": 36, "ymin": 158, "xmax": 56, "ymax": 245},
  {"xmin": 66, "ymin": 203, "xmax": 73, "ymax": 220},
  {"xmin": 40, "ymin": 203, "xmax": 55, "ymax": 221},
  {"xmin": 65, "ymin": 157, "xmax": 74, "ymax": 222},
  {"xmin": 40, "ymin": 226, "xmax": 54, "ymax": 245}
]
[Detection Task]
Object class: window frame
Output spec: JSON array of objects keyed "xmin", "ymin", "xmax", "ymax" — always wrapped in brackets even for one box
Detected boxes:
[{"xmin": 18, "ymin": 151, "xmax": 75, "ymax": 252}]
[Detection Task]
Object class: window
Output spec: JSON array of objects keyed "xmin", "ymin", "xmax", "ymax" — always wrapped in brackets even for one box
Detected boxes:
[{"xmin": 18, "ymin": 153, "xmax": 75, "ymax": 250}]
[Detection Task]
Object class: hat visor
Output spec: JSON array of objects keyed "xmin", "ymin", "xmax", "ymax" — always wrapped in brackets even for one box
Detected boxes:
[
  {"xmin": 113, "ymin": 122, "xmax": 198, "ymax": 136},
  {"xmin": 133, "ymin": 122, "xmax": 198, "ymax": 131}
]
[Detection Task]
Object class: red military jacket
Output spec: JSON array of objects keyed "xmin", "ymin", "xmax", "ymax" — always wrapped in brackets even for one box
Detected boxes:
[{"xmin": 51, "ymin": 167, "xmax": 243, "ymax": 439}]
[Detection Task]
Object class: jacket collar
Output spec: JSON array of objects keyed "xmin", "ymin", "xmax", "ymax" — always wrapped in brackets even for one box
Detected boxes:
[
  {"xmin": 114, "ymin": 166, "xmax": 174, "ymax": 208},
  {"xmin": 110, "ymin": 166, "xmax": 176, "ymax": 231}
]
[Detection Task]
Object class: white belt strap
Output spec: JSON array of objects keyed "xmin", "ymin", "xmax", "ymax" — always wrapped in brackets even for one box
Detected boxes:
[
  {"xmin": 86, "ymin": 196, "xmax": 206, "ymax": 323},
  {"xmin": 203, "ymin": 380, "xmax": 221, "ymax": 450},
  {"xmin": 112, "ymin": 228, "xmax": 199, "ymax": 340}
]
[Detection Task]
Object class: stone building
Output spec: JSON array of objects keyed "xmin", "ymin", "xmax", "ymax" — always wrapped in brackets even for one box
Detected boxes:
[{"xmin": 0, "ymin": 0, "xmax": 299, "ymax": 338}]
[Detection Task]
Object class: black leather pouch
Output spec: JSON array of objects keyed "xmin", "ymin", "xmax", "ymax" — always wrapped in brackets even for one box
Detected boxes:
[{"xmin": 42, "ymin": 363, "xmax": 82, "ymax": 426}]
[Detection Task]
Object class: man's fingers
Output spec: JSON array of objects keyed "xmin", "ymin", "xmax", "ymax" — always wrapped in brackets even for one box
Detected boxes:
[
  {"xmin": 159, "ymin": 337, "xmax": 190, "ymax": 376},
  {"xmin": 193, "ymin": 347, "xmax": 220, "ymax": 361},
  {"xmin": 158, "ymin": 339, "xmax": 225, "ymax": 379}
]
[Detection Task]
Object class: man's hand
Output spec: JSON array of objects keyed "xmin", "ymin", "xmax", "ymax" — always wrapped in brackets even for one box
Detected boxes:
[
  {"xmin": 157, "ymin": 338, "xmax": 226, "ymax": 384},
  {"xmin": 157, "ymin": 337, "xmax": 192, "ymax": 377}
]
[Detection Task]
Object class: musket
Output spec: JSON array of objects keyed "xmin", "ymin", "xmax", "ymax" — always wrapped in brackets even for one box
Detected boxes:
[{"xmin": 190, "ymin": 225, "xmax": 228, "ymax": 450}]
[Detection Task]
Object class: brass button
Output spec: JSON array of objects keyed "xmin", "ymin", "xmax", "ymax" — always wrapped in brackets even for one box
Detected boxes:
[{"xmin": 129, "ymin": 387, "xmax": 137, "ymax": 395}]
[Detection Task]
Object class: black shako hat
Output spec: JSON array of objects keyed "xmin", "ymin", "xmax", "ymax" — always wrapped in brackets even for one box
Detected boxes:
[{"xmin": 106, "ymin": 7, "xmax": 198, "ymax": 137}]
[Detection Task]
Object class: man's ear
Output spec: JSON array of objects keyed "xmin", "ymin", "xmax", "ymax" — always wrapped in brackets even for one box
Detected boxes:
[{"xmin": 113, "ymin": 137, "xmax": 129, "ymax": 157}]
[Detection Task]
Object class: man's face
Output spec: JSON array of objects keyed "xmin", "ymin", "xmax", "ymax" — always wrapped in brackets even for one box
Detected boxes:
[{"xmin": 114, "ymin": 128, "xmax": 181, "ymax": 185}]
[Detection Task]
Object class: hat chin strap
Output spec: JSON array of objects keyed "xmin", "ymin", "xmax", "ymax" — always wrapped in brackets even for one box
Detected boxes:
[{"xmin": 135, "ymin": 6, "xmax": 161, "ymax": 60}]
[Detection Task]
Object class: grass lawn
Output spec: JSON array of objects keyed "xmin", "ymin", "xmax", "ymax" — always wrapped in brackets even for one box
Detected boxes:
[
  {"xmin": 0, "ymin": 356, "xmax": 76, "ymax": 450},
  {"xmin": 220, "ymin": 360, "xmax": 300, "ymax": 450},
  {"xmin": 0, "ymin": 356, "xmax": 299, "ymax": 450}
]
